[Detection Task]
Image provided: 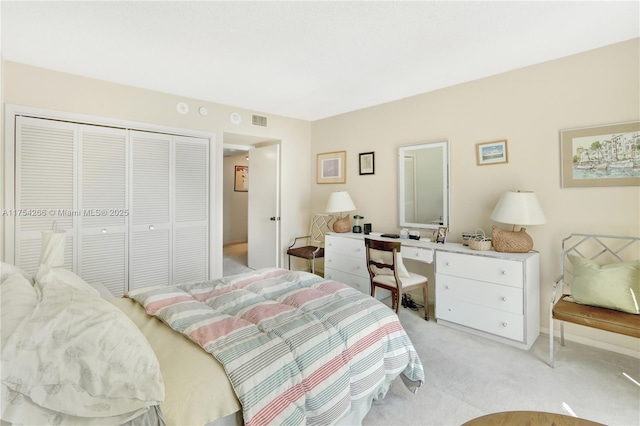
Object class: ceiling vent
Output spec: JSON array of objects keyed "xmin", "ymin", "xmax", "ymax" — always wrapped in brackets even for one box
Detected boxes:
[{"xmin": 252, "ymin": 114, "xmax": 268, "ymax": 127}]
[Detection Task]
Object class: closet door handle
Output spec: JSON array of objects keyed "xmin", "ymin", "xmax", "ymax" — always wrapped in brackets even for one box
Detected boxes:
[{"xmin": 148, "ymin": 225, "xmax": 155, "ymax": 230}]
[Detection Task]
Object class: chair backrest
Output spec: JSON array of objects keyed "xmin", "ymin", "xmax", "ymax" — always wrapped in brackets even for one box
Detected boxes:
[
  {"xmin": 559, "ymin": 233, "xmax": 640, "ymax": 294},
  {"xmin": 364, "ymin": 238, "xmax": 401, "ymax": 279},
  {"xmin": 309, "ymin": 214, "xmax": 334, "ymax": 246}
]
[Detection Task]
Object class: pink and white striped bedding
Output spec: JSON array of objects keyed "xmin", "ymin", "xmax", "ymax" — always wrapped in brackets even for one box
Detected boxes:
[{"xmin": 127, "ymin": 267, "xmax": 424, "ymax": 426}]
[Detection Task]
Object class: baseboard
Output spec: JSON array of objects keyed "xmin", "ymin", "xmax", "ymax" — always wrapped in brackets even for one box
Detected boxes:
[{"xmin": 541, "ymin": 327, "xmax": 640, "ymax": 359}]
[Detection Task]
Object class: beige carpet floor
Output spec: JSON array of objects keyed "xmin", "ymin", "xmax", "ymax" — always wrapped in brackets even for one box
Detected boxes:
[{"xmin": 364, "ymin": 307, "xmax": 639, "ymax": 426}]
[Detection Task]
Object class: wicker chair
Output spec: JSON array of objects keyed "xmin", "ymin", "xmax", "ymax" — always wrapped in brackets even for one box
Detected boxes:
[{"xmin": 287, "ymin": 214, "xmax": 333, "ymax": 275}]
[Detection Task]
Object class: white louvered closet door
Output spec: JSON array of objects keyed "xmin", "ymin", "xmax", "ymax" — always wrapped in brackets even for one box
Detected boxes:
[
  {"xmin": 173, "ymin": 136, "xmax": 209, "ymax": 284},
  {"xmin": 129, "ymin": 131, "xmax": 172, "ymax": 290},
  {"xmin": 78, "ymin": 125, "xmax": 128, "ymax": 297},
  {"xmin": 14, "ymin": 117, "xmax": 77, "ymax": 275}
]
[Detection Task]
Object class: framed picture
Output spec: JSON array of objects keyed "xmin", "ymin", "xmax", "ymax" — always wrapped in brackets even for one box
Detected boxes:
[
  {"xmin": 234, "ymin": 165, "xmax": 248, "ymax": 192},
  {"xmin": 436, "ymin": 226, "xmax": 448, "ymax": 244},
  {"xmin": 359, "ymin": 152, "xmax": 375, "ymax": 175},
  {"xmin": 317, "ymin": 151, "xmax": 346, "ymax": 184},
  {"xmin": 476, "ymin": 140, "xmax": 508, "ymax": 166},
  {"xmin": 560, "ymin": 121, "xmax": 640, "ymax": 188}
]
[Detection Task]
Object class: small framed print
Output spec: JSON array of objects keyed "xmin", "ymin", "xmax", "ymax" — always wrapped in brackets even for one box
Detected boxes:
[
  {"xmin": 359, "ymin": 152, "xmax": 375, "ymax": 175},
  {"xmin": 436, "ymin": 226, "xmax": 448, "ymax": 244},
  {"xmin": 317, "ymin": 151, "xmax": 346, "ymax": 184},
  {"xmin": 234, "ymin": 165, "xmax": 248, "ymax": 192},
  {"xmin": 476, "ymin": 140, "xmax": 508, "ymax": 166}
]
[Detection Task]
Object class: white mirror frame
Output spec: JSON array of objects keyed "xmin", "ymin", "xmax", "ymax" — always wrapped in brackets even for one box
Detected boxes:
[{"xmin": 398, "ymin": 141, "xmax": 449, "ymax": 231}]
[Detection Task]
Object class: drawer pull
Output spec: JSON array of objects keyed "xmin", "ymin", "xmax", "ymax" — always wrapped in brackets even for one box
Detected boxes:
[
  {"xmin": 446, "ymin": 261, "xmax": 451, "ymax": 266},
  {"xmin": 149, "ymin": 225, "xmax": 155, "ymax": 230},
  {"xmin": 445, "ymin": 285, "xmax": 451, "ymax": 290},
  {"xmin": 502, "ymin": 322, "xmax": 508, "ymax": 327},
  {"xmin": 502, "ymin": 270, "xmax": 507, "ymax": 275},
  {"xmin": 502, "ymin": 297, "xmax": 507, "ymax": 301},
  {"xmin": 101, "ymin": 228, "xmax": 107, "ymax": 234}
]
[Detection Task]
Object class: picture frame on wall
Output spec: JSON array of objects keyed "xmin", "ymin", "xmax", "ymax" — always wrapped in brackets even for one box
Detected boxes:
[
  {"xmin": 560, "ymin": 121, "xmax": 640, "ymax": 188},
  {"xmin": 359, "ymin": 152, "xmax": 375, "ymax": 175},
  {"xmin": 317, "ymin": 151, "xmax": 346, "ymax": 184},
  {"xmin": 234, "ymin": 165, "xmax": 248, "ymax": 192},
  {"xmin": 476, "ymin": 140, "xmax": 508, "ymax": 166}
]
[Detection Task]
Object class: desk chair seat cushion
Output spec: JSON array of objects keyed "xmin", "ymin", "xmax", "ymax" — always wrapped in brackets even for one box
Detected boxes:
[
  {"xmin": 372, "ymin": 272, "xmax": 427, "ymax": 288},
  {"xmin": 368, "ymin": 249, "xmax": 410, "ymax": 277},
  {"xmin": 287, "ymin": 246, "xmax": 324, "ymax": 260}
]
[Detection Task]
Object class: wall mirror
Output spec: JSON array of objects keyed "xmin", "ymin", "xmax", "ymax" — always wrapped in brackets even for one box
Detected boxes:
[{"xmin": 398, "ymin": 141, "xmax": 449, "ymax": 230}]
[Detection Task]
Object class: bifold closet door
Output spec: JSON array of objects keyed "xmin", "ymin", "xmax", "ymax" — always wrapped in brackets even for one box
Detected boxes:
[
  {"xmin": 14, "ymin": 117, "xmax": 77, "ymax": 275},
  {"xmin": 129, "ymin": 131, "xmax": 172, "ymax": 289},
  {"xmin": 78, "ymin": 125, "xmax": 128, "ymax": 297},
  {"xmin": 173, "ymin": 136, "xmax": 209, "ymax": 284}
]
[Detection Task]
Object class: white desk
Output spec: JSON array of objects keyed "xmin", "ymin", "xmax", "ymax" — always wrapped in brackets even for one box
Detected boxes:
[{"xmin": 324, "ymin": 232, "xmax": 540, "ymax": 350}]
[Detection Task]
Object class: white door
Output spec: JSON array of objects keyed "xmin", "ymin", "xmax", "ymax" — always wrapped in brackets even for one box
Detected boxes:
[
  {"xmin": 248, "ymin": 144, "xmax": 280, "ymax": 269},
  {"xmin": 129, "ymin": 130, "xmax": 172, "ymax": 290}
]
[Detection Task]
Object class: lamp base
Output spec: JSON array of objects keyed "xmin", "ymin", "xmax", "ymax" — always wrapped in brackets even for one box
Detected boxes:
[
  {"xmin": 492, "ymin": 225, "xmax": 533, "ymax": 253},
  {"xmin": 333, "ymin": 216, "xmax": 351, "ymax": 233}
]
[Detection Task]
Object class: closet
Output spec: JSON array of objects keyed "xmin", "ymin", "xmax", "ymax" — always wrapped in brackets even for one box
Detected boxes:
[{"xmin": 13, "ymin": 116, "xmax": 209, "ymax": 297}]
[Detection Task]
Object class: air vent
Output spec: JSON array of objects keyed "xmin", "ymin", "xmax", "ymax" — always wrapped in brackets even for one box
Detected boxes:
[{"xmin": 252, "ymin": 115, "xmax": 268, "ymax": 127}]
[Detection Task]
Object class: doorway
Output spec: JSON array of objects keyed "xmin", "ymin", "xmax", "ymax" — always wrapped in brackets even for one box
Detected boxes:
[{"xmin": 222, "ymin": 132, "xmax": 280, "ymax": 275}]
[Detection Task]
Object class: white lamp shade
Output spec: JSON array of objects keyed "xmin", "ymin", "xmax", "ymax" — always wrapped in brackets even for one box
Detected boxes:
[
  {"xmin": 39, "ymin": 230, "xmax": 66, "ymax": 267},
  {"xmin": 325, "ymin": 191, "xmax": 356, "ymax": 213},
  {"xmin": 490, "ymin": 191, "xmax": 546, "ymax": 226}
]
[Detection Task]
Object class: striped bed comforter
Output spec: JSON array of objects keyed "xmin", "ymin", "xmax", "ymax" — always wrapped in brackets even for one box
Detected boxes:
[{"xmin": 127, "ymin": 268, "xmax": 424, "ymax": 426}]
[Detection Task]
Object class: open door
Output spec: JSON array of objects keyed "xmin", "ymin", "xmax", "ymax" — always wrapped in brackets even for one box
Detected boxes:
[{"xmin": 248, "ymin": 143, "xmax": 280, "ymax": 269}]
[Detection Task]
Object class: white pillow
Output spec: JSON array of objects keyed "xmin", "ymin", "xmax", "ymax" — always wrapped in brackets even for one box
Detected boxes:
[
  {"xmin": 368, "ymin": 249, "xmax": 410, "ymax": 277},
  {"xmin": 1, "ymin": 262, "xmax": 34, "ymax": 285},
  {"xmin": 36, "ymin": 265, "xmax": 100, "ymax": 297},
  {"xmin": 0, "ymin": 273, "xmax": 38, "ymax": 347},
  {"xmin": 3, "ymin": 272, "xmax": 164, "ymax": 418}
]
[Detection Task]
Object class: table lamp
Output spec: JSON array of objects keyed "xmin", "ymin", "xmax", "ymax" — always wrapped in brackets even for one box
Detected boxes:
[
  {"xmin": 326, "ymin": 191, "xmax": 356, "ymax": 233},
  {"xmin": 490, "ymin": 190, "xmax": 546, "ymax": 253}
]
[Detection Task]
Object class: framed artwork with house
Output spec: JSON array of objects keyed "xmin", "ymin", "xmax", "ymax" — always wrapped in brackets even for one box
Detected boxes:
[{"xmin": 560, "ymin": 121, "xmax": 640, "ymax": 188}]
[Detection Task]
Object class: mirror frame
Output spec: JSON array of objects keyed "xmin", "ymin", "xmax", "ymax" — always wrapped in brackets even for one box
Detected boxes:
[{"xmin": 398, "ymin": 140, "xmax": 450, "ymax": 231}]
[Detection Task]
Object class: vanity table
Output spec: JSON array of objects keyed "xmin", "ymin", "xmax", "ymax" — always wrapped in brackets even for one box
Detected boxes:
[{"xmin": 324, "ymin": 232, "xmax": 540, "ymax": 350}]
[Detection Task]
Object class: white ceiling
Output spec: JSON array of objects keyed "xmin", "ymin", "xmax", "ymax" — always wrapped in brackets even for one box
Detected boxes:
[{"xmin": 2, "ymin": 1, "xmax": 638, "ymax": 121}]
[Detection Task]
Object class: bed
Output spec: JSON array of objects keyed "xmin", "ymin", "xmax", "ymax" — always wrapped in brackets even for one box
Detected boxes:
[{"xmin": 1, "ymin": 264, "xmax": 424, "ymax": 425}]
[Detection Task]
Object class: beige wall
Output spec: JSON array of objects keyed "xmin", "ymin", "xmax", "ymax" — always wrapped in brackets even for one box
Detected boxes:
[
  {"xmin": 310, "ymin": 39, "xmax": 640, "ymax": 355},
  {"xmin": 1, "ymin": 61, "xmax": 313, "ymax": 268}
]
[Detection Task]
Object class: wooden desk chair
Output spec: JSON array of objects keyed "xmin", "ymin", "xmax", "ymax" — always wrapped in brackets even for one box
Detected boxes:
[
  {"xmin": 287, "ymin": 214, "xmax": 333, "ymax": 275},
  {"xmin": 365, "ymin": 238, "xmax": 430, "ymax": 320}
]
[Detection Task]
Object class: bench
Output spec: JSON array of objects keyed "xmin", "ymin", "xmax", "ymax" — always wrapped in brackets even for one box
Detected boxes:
[{"xmin": 549, "ymin": 234, "xmax": 640, "ymax": 367}]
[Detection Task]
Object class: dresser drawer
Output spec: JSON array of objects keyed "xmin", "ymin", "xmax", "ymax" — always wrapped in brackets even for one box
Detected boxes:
[
  {"xmin": 436, "ymin": 274, "xmax": 523, "ymax": 315},
  {"xmin": 436, "ymin": 251, "xmax": 523, "ymax": 288},
  {"xmin": 325, "ymin": 235, "xmax": 365, "ymax": 259},
  {"xmin": 325, "ymin": 252, "xmax": 368, "ymax": 278},
  {"xmin": 325, "ymin": 268, "xmax": 370, "ymax": 294},
  {"xmin": 436, "ymin": 297, "xmax": 524, "ymax": 342},
  {"xmin": 401, "ymin": 245, "xmax": 434, "ymax": 264}
]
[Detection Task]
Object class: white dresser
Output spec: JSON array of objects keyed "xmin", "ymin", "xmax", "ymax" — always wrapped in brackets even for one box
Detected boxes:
[
  {"xmin": 324, "ymin": 232, "xmax": 540, "ymax": 350},
  {"xmin": 435, "ymin": 248, "xmax": 539, "ymax": 350}
]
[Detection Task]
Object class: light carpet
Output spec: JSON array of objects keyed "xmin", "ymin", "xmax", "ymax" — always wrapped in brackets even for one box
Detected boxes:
[{"xmin": 363, "ymin": 306, "xmax": 640, "ymax": 426}]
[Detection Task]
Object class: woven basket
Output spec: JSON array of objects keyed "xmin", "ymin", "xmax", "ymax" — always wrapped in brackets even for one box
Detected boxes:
[
  {"xmin": 468, "ymin": 229, "xmax": 492, "ymax": 251},
  {"xmin": 492, "ymin": 225, "xmax": 533, "ymax": 253}
]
